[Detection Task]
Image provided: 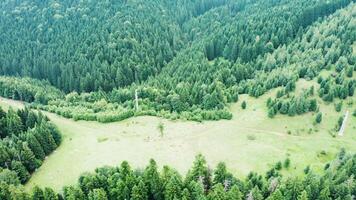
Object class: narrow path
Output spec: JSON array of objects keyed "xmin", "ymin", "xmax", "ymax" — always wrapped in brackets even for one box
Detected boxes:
[{"xmin": 338, "ymin": 110, "xmax": 349, "ymax": 136}]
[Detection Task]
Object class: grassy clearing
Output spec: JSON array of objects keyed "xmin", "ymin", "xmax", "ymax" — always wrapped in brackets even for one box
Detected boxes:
[{"xmin": 0, "ymin": 79, "xmax": 355, "ymax": 192}]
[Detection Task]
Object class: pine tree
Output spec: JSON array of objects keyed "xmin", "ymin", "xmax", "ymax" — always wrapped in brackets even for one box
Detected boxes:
[
  {"xmin": 247, "ymin": 186, "xmax": 263, "ymax": 200},
  {"xmin": 43, "ymin": 187, "xmax": 59, "ymax": 200},
  {"xmin": 186, "ymin": 154, "xmax": 212, "ymax": 191},
  {"xmin": 31, "ymin": 186, "xmax": 44, "ymax": 200},
  {"xmin": 88, "ymin": 188, "xmax": 108, "ymax": 200},
  {"xmin": 297, "ymin": 190, "xmax": 308, "ymax": 200},
  {"xmin": 26, "ymin": 111, "xmax": 38, "ymax": 129},
  {"xmin": 26, "ymin": 133, "xmax": 45, "ymax": 160},
  {"xmin": 318, "ymin": 187, "xmax": 331, "ymax": 200},
  {"xmin": 143, "ymin": 159, "xmax": 163, "ymax": 200},
  {"xmin": 267, "ymin": 189, "xmax": 283, "ymax": 200},
  {"xmin": 315, "ymin": 112, "xmax": 322, "ymax": 124},
  {"xmin": 268, "ymin": 108, "xmax": 276, "ymax": 118},
  {"xmin": 241, "ymin": 101, "xmax": 247, "ymax": 109},
  {"xmin": 227, "ymin": 185, "xmax": 242, "ymax": 200},
  {"xmin": 213, "ymin": 162, "xmax": 229, "ymax": 185},
  {"xmin": 11, "ymin": 161, "xmax": 30, "ymax": 184},
  {"xmin": 21, "ymin": 142, "xmax": 40, "ymax": 172},
  {"xmin": 131, "ymin": 179, "xmax": 148, "ymax": 200},
  {"xmin": 207, "ymin": 183, "xmax": 227, "ymax": 200},
  {"xmin": 164, "ymin": 173, "xmax": 183, "ymax": 200}
]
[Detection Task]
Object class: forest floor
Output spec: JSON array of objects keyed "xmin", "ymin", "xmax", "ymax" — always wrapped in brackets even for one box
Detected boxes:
[{"xmin": 0, "ymin": 79, "xmax": 355, "ymax": 192}]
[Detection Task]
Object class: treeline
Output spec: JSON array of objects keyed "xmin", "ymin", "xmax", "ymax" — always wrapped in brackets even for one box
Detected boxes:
[
  {"xmin": 1, "ymin": 151, "xmax": 356, "ymax": 199},
  {"xmin": 0, "ymin": 106, "xmax": 61, "ymax": 184},
  {"xmin": 35, "ymin": 1, "xmax": 356, "ymax": 123},
  {"xmin": 0, "ymin": 76, "xmax": 64, "ymax": 104},
  {"xmin": 267, "ymin": 89, "xmax": 318, "ymax": 118},
  {"xmin": 0, "ymin": 1, "xmax": 354, "ymax": 123},
  {"xmin": 318, "ymin": 73, "xmax": 355, "ymax": 102}
]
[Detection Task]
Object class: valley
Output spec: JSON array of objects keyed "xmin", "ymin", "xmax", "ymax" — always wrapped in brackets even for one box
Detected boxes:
[{"xmin": 1, "ymin": 79, "xmax": 355, "ymax": 192}]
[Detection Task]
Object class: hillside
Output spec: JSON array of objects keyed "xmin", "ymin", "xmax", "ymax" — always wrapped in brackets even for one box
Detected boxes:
[
  {"xmin": 0, "ymin": 0, "xmax": 354, "ymax": 123},
  {"xmin": 0, "ymin": 1, "xmax": 356, "ymax": 199}
]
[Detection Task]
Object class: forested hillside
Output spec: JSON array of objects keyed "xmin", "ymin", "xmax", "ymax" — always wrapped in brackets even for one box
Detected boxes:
[
  {"xmin": 0, "ymin": 0, "xmax": 355, "ymax": 123},
  {"xmin": 0, "ymin": 106, "xmax": 61, "ymax": 184},
  {"xmin": 0, "ymin": 0, "xmax": 231, "ymax": 92},
  {"xmin": 2, "ymin": 151, "xmax": 356, "ymax": 200}
]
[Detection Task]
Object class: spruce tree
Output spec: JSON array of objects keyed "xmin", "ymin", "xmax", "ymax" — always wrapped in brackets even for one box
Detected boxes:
[
  {"xmin": 21, "ymin": 142, "xmax": 40, "ymax": 172},
  {"xmin": 31, "ymin": 186, "xmax": 44, "ymax": 200},
  {"xmin": 11, "ymin": 161, "xmax": 30, "ymax": 184},
  {"xmin": 88, "ymin": 188, "xmax": 108, "ymax": 200}
]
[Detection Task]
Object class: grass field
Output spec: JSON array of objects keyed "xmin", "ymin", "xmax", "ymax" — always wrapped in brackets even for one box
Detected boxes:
[{"xmin": 1, "ymin": 79, "xmax": 355, "ymax": 192}]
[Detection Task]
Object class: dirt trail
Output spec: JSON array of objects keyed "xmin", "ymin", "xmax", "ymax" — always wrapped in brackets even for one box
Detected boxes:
[{"xmin": 338, "ymin": 111, "xmax": 349, "ymax": 136}]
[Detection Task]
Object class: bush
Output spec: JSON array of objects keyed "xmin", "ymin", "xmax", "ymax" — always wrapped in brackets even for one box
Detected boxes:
[
  {"xmin": 335, "ymin": 102, "xmax": 343, "ymax": 112},
  {"xmin": 284, "ymin": 158, "xmax": 291, "ymax": 169},
  {"xmin": 315, "ymin": 112, "xmax": 322, "ymax": 124},
  {"xmin": 275, "ymin": 161, "xmax": 282, "ymax": 170},
  {"xmin": 241, "ymin": 101, "xmax": 247, "ymax": 109}
]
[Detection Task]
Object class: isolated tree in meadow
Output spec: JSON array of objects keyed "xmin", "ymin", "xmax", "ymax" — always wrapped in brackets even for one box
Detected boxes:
[
  {"xmin": 335, "ymin": 102, "xmax": 342, "ymax": 112},
  {"xmin": 157, "ymin": 122, "xmax": 165, "ymax": 137},
  {"xmin": 284, "ymin": 158, "xmax": 291, "ymax": 169},
  {"xmin": 315, "ymin": 112, "xmax": 323, "ymax": 124},
  {"xmin": 241, "ymin": 101, "xmax": 247, "ymax": 109}
]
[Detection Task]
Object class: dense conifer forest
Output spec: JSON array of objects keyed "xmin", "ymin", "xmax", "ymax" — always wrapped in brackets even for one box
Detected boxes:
[
  {"xmin": 0, "ymin": 0, "xmax": 355, "ymax": 122},
  {"xmin": 0, "ymin": 0, "xmax": 356, "ymax": 199},
  {"xmin": 1, "ymin": 151, "xmax": 356, "ymax": 200},
  {"xmin": 0, "ymin": 106, "xmax": 61, "ymax": 184}
]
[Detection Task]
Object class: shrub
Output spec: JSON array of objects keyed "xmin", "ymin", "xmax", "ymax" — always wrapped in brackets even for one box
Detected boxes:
[
  {"xmin": 335, "ymin": 102, "xmax": 342, "ymax": 112},
  {"xmin": 315, "ymin": 112, "xmax": 322, "ymax": 124},
  {"xmin": 241, "ymin": 101, "xmax": 247, "ymax": 109},
  {"xmin": 284, "ymin": 158, "xmax": 291, "ymax": 169},
  {"xmin": 275, "ymin": 161, "xmax": 282, "ymax": 170}
]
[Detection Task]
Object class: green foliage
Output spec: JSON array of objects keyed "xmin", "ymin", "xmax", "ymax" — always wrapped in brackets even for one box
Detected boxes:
[
  {"xmin": 267, "ymin": 90, "xmax": 318, "ymax": 117},
  {"xmin": 315, "ymin": 112, "xmax": 323, "ymax": 124},
  {"xmin": 335, "ymin": 102, "xmax": 343, "ymax": 112},
  {"xmin": 0, "ymin": 76, "xmax": 63, "ymax": 104},
  {"xmin": 1, "ymin": 152, "xmax": 356, "ymax": 199},
  {"xmin": 284, "ymin": 158, "xmax": 291, "ymax": 169},
  {"xmin": 274, "ymin": 161, "xmax": 282, "ymax": 171},
  {"xmin": 157, "ymin": 122, "xmax": 165, "ymax": 137},
  {"xmin": 0, "ymin": 0, "xmax": 353, "ymax": 123},
  {"xmin": 0, "ymin": 106, "xmax": 61, "ymax": 184},
  {"xmin": 241, "ymin": 101, "xmax": 247, "ymax": 110}
]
